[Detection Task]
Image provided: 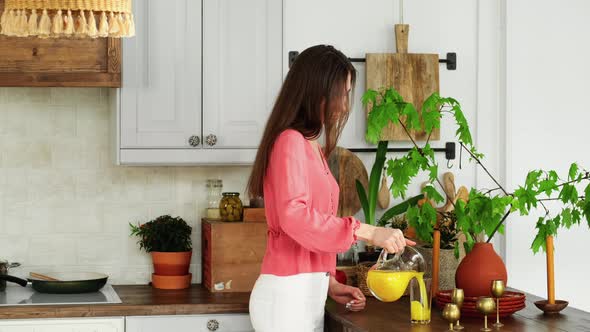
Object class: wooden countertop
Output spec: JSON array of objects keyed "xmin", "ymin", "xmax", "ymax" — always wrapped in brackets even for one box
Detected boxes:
[
  {"xmin": 325, "ymin": 291, "xmax": 590, "ymax": 332},
  {"xmin": 0, "ymin": 285, "xmax": 250, "ymax": 320}
]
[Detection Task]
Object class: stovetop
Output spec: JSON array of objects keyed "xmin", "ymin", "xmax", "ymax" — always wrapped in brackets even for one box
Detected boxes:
[{"xmin": 0, "ymin": 284, "xmax": 122, "ymax": 306}]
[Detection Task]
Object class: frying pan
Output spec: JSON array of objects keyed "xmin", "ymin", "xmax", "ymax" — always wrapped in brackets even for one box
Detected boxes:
[{"xmin": 0, "ymin": 272, "xmax": 108, "ymax": 294}]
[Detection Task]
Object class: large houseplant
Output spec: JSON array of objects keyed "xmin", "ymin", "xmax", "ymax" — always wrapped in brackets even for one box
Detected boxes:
[
  {"xmin": 130, "ymin": 215, "xmax": 193, "ymax": 289},
  {"xmin": 362, "ymin": 87, "xmax": 590, "ymax": 296}
]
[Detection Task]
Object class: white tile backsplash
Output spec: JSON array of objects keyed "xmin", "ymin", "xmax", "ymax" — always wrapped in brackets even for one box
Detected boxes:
[{"xmin": 0, "ymin": 87, "xmax": 252, "ymax": 284}]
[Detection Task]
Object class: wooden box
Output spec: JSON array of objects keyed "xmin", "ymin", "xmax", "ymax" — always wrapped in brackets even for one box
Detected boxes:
[
  {"xmin": 202, "ymin": 219, "xmax": 267, "ymax": 293},
  {"xmin": 0, "ymin": 0, "xmax": 121, "ymax": 87},
  {"xmin": 243, "ymin": 208, "xmax": 266, "ymax": 223}
]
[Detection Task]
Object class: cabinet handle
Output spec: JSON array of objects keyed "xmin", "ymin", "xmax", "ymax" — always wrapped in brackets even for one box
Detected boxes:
[
  {"xmin": 207, "ymin": 319, "xmax": 220, "ymax": 331},
  {"xmin": 188, "ymin": 135, "xmax": 200, "ymax": 147},
  {"xmin": 205, "ymin": 134, "xmax": 217, "ymax": 147}
]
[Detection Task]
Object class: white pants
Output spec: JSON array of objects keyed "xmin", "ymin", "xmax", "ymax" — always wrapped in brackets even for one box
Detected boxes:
[{"xmin": 249, "ymin": 272, "xmax": 330, "ymax": 332}]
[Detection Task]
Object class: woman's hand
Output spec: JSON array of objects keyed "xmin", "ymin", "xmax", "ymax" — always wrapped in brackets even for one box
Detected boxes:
[
  {"xmin": 355, "ymin": 224, "xmax": 416, "ymax": 253},
  {"xmin": 328, "ymin": 277, "xmax": 366, "ymax": 312}
]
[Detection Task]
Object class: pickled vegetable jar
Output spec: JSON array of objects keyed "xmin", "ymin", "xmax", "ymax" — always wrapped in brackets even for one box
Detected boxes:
[{"xmin": 219, "ymin": 192, "xmax": 243, "ymax": 222}]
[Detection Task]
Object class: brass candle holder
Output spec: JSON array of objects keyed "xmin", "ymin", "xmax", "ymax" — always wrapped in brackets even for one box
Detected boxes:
[
  {"xmin": 491, "ymin": 280, "xmax": 505, "ymax": 328},
  {"xmin": 451, "ymin": 288, "xmax": 465, "ymax": 330},
  {"xmin": 476, "ymin": 297, "xmax": 496, "ymax": 331},
  {"xmin": 442, "ymin": 303, "xmax": 461, "ymax": 332}
]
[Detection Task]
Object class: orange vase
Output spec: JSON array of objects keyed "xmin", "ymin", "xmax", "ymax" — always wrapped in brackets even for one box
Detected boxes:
[
  {"xmin": 455, "ymin": 243, "xmax": 507, "ymax": 297},
  {"xmin": 151, "ymin": 251, "xmax": 192, "ymax": 276}
]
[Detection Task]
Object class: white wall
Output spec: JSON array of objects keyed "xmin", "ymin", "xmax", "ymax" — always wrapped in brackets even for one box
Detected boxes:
[
  {"xmin": 505, "ymin": 0, "xmax": 590, "ymax": 312},
  {"xmin": 284, "ymin": 0, "xmax": 480, "ymax": 211},
  {"xmin": 0, "ymin": 88, "xmax": 252, "ymax": 284}
]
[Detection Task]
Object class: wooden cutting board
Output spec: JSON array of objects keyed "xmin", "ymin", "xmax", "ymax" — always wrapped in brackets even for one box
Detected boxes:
[
  {"xmin": 328, "ymin": 147, "xmax": 368, "ymax": 217},
  {"xmin": 366, "ymin": 25, "xmax": 440, "ymax": 141}
]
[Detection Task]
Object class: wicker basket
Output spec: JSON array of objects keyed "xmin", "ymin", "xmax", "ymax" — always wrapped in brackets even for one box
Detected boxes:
[{"xmin": 356, "ymin": 262, "xmax": 374, "ymax": 297}]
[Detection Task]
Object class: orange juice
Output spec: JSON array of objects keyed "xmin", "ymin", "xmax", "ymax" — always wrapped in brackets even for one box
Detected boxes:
[{"xmin": 367, "ymin": 270, "xmax": 431, "ymax": 322}]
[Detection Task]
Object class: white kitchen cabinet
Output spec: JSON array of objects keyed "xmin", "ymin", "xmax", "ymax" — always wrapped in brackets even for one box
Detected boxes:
[
  {"xmin": 202, "ymin": 0, "xmax": 283, "ymax": 149},
  {"xmin": 118, "ymin": 0, "xmax": 283, "ymax": 165},
  {"xmin": 120, "ymin": 0, "xmax": 202, "ymax": 150},
  {"xmin": 125, "ymin": 314, "xmax": 254, "ymax": 332},
  {"xmin": 0, "ymin": 317, "xmax": 124, "ymax": 332}
]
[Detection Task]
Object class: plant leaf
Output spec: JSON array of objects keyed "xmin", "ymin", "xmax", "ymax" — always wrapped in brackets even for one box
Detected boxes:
[
  {"xmin": 356, "ymin": 180, "xmax": 370, "ymax": 224},
  {"xmin": 378, "ymin": 194, "xmax": 424, "ymax": 224},
  {"xmin": 569, "ymin": 162, "xmax": 579, "ymax": 181},
  {"xmin": 422, "ymin": 185, "xmax": 445, "ymax": 204}
]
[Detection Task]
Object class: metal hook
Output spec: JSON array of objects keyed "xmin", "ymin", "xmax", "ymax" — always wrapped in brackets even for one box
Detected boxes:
[{"xmin": 447, "ymin": 159, "xmax": 453, "ymax": 169}]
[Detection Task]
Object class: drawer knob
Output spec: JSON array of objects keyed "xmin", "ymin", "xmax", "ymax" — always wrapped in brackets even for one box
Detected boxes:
[
  {"xmin": 207, "ymin": 319, "xmax": 220, "ymax": 331},
  {"xmin": 188, "ymin": 135, "xmax": 200, "ymax": 147},
  {"xmin": 205, "ymin": 134, "xmax": 217, "ymax": 146}
]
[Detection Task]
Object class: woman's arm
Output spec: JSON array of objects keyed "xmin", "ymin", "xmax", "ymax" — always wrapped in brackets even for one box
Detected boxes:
[
  {"xmin": 328, "ymin": 276, "xmax": 366, "ymax": 312},
  {"xmin": 355, "ymin": 224, "xmax": 416, "ymax": 254}
]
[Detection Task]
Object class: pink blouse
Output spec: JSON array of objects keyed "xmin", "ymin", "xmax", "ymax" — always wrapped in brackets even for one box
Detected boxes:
[{"xmin": 261, "ymin": 129, "xmax": 361, "ymax": 276}]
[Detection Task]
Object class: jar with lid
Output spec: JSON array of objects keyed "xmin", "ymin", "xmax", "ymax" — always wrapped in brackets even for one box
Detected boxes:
[
  {"xmin": 205, "ymin": 179, "xmax": 223, "ymax": 219},
  {"xmin": 219, "ymin": 192, "xmax": 243, "ymax": 222}
]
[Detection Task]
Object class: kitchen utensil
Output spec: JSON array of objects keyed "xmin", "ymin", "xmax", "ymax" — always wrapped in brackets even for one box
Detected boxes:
[
  {"xmin": 0, "ymin": 261, "xmax": 23, "ymax": 291},
  {"xmin": 451, "ymin": 288, "xmax": 465, "ymax": 330},
  {"xmin": 366, "ymin": 24, "xmax": 440, "ymax": 141},
  {"xmin": 377, "ymin": 171, "xmax": 390, "ymax": 209},
  {"xmin": 29, "ymin": 272, "xmax": 60, "ymax": 281},
  {"xmin": 455, "ymin": 186, "xmax": 469, "ymax": 204},
  {"xmin": 327, "ymin": 147, "xmax": 369, "ymax": 217},
  {"xmin": 439, "ymin": 172, "xmax": 456, "ymax": 212},
  {"xmin": 367, "ymin": 247, "xmax": 428, "ymax": 304},
  {"xmin": 0, "ymin": 272, "xmax": 109, "ymax": 294},
  {"xmin": 491, "ymin": 279, "xmax": 505, "ymax": 327}
]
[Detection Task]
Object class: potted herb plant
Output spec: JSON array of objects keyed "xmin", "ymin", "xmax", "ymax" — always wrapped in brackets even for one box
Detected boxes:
[
  {"xmin": 362, "ymin": 87, "xmax": 590, "ymax": 297},
  {"xmin": 130, "ymin": 215, "xmax": 193, "ymax": 289}
]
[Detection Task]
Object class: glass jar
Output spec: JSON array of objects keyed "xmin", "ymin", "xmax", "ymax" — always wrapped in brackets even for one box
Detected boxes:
[
  {"xmin": 206, "ymin": 179, "xmax": 223, "ymax": 219},
  {"xmin": 366, "ymin": 247, "xmax": 431, "ymax": 324},
  {"xmin": 219, "ymin": 192, "xmax": 243, "ymax": 222}
]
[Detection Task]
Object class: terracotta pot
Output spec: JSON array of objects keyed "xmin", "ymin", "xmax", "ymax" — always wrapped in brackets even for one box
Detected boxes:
[
  {"xmin": 455, "ymin": 243, "xmax": 507, "ymax": 297},
  {"xmin": 152, "ymin": 273, "xmax": 192, "ymax": 290},
  {"xmin": 151, "ymin": 251, "xmax": 192, "ymax": 276},
  {"xmin": 415, "ymin": 245, "xmax": 460, "ymax": 291}
]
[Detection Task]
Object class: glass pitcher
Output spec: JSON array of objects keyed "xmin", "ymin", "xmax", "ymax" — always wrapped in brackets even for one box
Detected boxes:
[{"xmin": 366, "ymin": 246, "xmax": 431, "ymax": 324}]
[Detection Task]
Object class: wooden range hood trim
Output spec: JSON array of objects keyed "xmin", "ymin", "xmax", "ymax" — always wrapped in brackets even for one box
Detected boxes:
[{"xmin": 0, "ymin": 0, "xmax": 121, "ymax": 88}]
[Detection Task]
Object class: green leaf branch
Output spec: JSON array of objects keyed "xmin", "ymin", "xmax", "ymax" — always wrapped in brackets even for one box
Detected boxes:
[{"xmin": 363, "ymin": 87, "xmax": 590, "ymax": 255}]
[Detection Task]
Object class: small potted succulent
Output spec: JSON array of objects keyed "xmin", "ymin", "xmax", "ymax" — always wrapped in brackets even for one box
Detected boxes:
[{"xmin": 130, "ymin": 215, "xmax": 193, "ymax": 289}]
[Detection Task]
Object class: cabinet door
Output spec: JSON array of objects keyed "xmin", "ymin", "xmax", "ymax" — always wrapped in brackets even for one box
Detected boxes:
[
  {"xmin": 120, "ymin": 0, "xmax": 202, "ymax": 149},
  {"xmin": 202, "ymin": 0, "xmax": 283, "ymax": 149},
  {"xmin": 0, "ymin": 317, "xmax": 124, "ymax": 332},
  {"xmin": 125, "ymin": 314, "xmax": 254, "ymax": 332}
]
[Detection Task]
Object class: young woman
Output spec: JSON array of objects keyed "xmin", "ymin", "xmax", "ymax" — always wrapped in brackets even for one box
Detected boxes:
[{"xmin": 247, "ymin": 45, "xmax": 415, "ymax": 331}]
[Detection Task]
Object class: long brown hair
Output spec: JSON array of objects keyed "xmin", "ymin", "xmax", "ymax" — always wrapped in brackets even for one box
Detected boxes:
[{"xmin": 247, "ymin": 45, "xmax": 356, "ymax": 199}]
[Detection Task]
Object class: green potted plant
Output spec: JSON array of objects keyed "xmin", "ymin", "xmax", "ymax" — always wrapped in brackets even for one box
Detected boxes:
[
  {"xmin": 130, "ymin": 215, "xmax": 193, "ymax": 289},
  {"xmin": 362, "ymin": 87, "xmax": 590, "ymax": 296}
]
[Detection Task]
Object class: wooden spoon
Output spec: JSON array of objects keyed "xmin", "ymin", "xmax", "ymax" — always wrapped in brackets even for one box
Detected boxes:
[
  {"xmin": 30, "ymin": 272, "xmax": 60, "ymax": 281},
  {"xmin": 455, "ymin": 186, "xmax": 470, "ymax": 204},
  {"xmin": 377, "ymin": 172, "xmax": 390, "ymax": 209},
  {"xmin": 438, "ymin": 172, "xmax": 456, "ymax": 212}
]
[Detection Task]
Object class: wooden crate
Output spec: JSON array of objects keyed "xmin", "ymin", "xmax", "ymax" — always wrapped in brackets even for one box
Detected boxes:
[
  {"xmin": 243, "ymin": 208, "xmax": 266, "ymax": 223},
  {"xmin": 202, "ymin": 219, "xmax": 267, "ymax": 293}
]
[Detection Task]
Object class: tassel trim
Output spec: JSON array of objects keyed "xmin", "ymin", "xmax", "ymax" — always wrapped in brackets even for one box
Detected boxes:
[{"xmin": 0, "ymin": 8, "xmax": 135, "ymax": 38}]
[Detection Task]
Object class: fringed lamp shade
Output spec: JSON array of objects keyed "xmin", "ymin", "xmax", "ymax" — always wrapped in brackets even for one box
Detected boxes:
[{"xmin": 0, "ymin": 0, "xmax": 135, "ymax": 38}]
